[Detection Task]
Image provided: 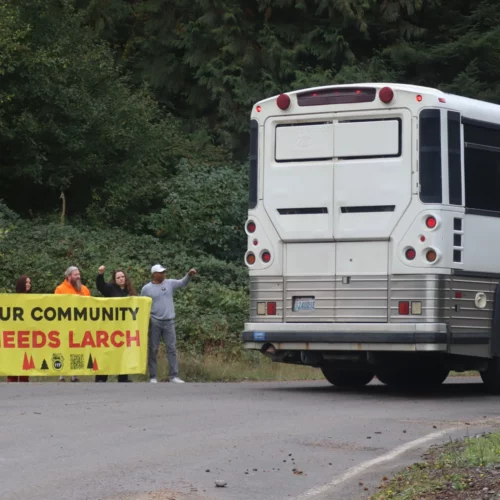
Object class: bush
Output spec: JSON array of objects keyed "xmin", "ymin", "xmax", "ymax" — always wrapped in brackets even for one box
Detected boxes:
[{"xmin": 0, "ymin": 217, "xmax": 249, "ymax": 355}]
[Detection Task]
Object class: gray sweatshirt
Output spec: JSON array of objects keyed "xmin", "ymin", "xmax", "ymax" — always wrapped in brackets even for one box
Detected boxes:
[{"xmin": 141, "ymin": 274, "xmax": 191, "ymax": 321}]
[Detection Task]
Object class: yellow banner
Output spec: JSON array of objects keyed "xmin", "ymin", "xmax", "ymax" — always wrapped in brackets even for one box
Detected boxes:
[{"xmin": 0, "ymin": 294, "xmax": 152, "ymax": 376}]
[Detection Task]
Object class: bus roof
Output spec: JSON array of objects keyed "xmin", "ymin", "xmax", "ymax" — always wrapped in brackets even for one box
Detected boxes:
[{"xmin": 254, "ymin": 83, "xmax": 500, "ymax": 123}]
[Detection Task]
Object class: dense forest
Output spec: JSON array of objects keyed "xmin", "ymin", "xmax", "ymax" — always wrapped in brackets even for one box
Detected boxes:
[{"xmin": 1, "ymin": 0, "xmax": 500, "ymax": 354}]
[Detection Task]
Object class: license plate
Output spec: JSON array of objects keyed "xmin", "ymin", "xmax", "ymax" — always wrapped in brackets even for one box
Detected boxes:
[{"xmin": 293, "ymin": 297, "xmax": 315, "ymax": 312}]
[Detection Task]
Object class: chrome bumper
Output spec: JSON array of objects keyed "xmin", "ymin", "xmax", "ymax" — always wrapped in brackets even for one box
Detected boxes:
[{"xmin": 241, "ymin": 322, "xmax": 449, "ymax": 352}]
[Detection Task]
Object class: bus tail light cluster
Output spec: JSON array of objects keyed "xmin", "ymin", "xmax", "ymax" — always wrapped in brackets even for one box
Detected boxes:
[
  {"xmin": 246, "ymin": 221, "xmax": 256, "ymax": 233},
  {"xmin": 257, "ymin": 302, "xmax": 277, "ymax": 316},
  {"xmin": 245, "ymin": 250, "xmax": 272, "ymax": 266},
  {"xmin": 399, "ymin": 301, "xmax": 422, "ymax": 315}
]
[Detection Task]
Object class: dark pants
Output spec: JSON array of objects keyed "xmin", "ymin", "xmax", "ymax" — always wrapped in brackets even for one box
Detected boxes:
[{"xmin": 95, "ymin": 375, "xmax": 129, "ymax": 382}]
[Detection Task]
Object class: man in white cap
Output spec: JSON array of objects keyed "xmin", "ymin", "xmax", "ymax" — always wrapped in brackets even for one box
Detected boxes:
[{"xmin": 141, "ymin": 264, "xmax": 197, "ymax": 383}]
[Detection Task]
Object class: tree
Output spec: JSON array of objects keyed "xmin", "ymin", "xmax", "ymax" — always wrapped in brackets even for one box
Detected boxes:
[
  {"xmin": 149, "ymin": 160, "xmax": 249, "ymax": 262},
  {"xmin": 0, "ymin": 0, "xmax": 226, "ymax": 228}
]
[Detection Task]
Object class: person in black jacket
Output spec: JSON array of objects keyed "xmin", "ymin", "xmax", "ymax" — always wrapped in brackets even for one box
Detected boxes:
[{"xmin": 95, "ymin": 265, "xmax": 137, "ymax": 383}]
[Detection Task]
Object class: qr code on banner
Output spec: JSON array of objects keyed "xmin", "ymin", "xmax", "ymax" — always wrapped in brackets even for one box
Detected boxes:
[{"xmin": 70, "ymin": 354, "xmax": 84, "ymax": 370}]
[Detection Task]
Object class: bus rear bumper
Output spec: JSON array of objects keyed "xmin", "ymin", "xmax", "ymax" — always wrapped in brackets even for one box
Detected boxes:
[{"xmin": 241, "ymin": 322, "xmax": 448, "ymax": 352}]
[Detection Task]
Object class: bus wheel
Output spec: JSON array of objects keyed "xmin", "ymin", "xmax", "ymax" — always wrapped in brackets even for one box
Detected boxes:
[
  {"xmin": 321, "ymin": 366, "xmax": 374, "ymax": 388},
  {"xmin": 480, "ymin": 357, "xmax": 500, "ymax": 394},
  {"xmin": 376, "ymin": 366, "xmax": 449, "ymax": 389}
]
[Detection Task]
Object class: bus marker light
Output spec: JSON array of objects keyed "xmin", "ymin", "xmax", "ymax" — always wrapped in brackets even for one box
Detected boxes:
[
  {"xmin": 277, "ymin": 94, "xmax": 291, "ymax": 110},
  {"xmin": 439, "ymin": 98, "xmax": 446, "ymax": 103},
  {"xmin": 411, "ymin": 302, "xmax": 422, "ymax": 315},
  {"xmin": 405, "ymin": 248, "xmax": 416, "ymax": 260},
  {"xmin": 256, "ymin": 105, "xmax": 262, "ymax": 112},
  {"xmin": 257, "ymin": 303, "xmax": 266, "ymax": 315},
  {"xmin": 246, "ymin": 253, "xmax": 256, "ymax": 265},
  {"xmin": 426, "ymin": 249, "xmax": 437, "ymax": 262},
  {"xmin": 425, "ymin": 216, "xmax": 437, "ymax": 229},
  {"xmin": 399, "ymin": 301, "xmax": 410, "ymax": 315},
  {"xmin": 262, "ymin": 251, "xmax": 271, "ymax": 263},
  {"xmin": 420, "ymin": 235, "xmax": 426, "ymax": 242},
  {"xmin": 455, "ymin": 292, "xmax": 463, "ymax": 299},
  {"xmin": 253, "ymin": 239, "xmax": 258, "ymax": 246},
  {"xmin": 247, "ymin": 221, "xmax": 256, "ymax": 233},
  {"xmin": 416, "ymin": 94, "xmax": 423, "ymax": 102},
  {"xmin": 267, "ymin": 302, "xmax": 277, "ymax": 315},
  {"xmin": 379, "ymin": 87, "xmax": 394, "ymax": 104}
]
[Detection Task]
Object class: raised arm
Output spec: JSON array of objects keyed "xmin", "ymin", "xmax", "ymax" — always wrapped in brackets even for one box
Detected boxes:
[
  {"xmin": 96, "ymin": 266, "xmax": 113, "ymax": 297},
  {"xmin": 172, "ymin": 269, "xmax": 197, "ymax": 290}
]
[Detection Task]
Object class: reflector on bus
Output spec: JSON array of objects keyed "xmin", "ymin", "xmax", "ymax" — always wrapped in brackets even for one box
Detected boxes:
[{"xmin": 297, "ymin": 87, "xmax": 376, "ymax": 106}]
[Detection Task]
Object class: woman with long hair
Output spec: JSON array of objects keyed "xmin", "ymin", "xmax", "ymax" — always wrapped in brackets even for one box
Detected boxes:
[
  {"xmin": 7, "ymin": 275, "xmax": 32, "ymax": 382},
  {"xmin": 95, "ymin": 265, "xmax": 136, "ymax": 382}
]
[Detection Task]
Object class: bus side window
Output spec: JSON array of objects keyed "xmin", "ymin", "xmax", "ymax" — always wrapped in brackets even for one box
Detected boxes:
[
  {"xmin": 419, "ymin": 109, "xmax": 442, "ymax": 203},
  {"xmin": 448, "ymin": 111, "xmax": 462, "ymax": 206},
  {"xmin": 463, "ymin": 119, "xmax": 500, "ymax": 213},
  {"xmin": 249, "ymin": 119, "xmax": 258, "ymax": 209}
]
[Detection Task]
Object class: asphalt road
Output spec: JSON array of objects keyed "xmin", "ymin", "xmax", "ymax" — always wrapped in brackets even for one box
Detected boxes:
[{"xmin": 2, "ymin": 377, "xmax": 500, "ymax": 500}]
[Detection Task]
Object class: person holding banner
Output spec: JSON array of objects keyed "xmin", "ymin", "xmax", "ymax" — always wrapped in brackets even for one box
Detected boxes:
[
  {"xmin": 95, "ymin": 265, "xmax": 136, "ymax": 383},
  {"xmin": 54, "ymin": 266, "xmax": 91, "ymax": 382},
  {"xmin": 7, "ymin": 275, "xmax": 32, "ymax": 383},
  {"xmin": 141, "ymin": 264, "xmax": 197, "ymax": 384}
]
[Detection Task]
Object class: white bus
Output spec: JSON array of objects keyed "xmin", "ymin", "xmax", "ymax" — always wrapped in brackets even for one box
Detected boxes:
[{"xmin": 241, "ymin": 83, "xmax": 500, "ymax": 392}]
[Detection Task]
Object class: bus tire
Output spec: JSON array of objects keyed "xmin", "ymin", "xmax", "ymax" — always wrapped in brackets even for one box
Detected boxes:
[
  {"xmin": 480, "ymin": 357, "xmax": 500, "ymax": 394},
  {"xmin": 321, "ymin": 366, "xmax": 374, "ymax": 388},
  {"xmin": 376, "ymin": 366, "xmax": 449, "ymax": 389}
]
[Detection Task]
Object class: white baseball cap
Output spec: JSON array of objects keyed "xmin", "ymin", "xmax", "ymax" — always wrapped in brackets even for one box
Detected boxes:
[{"xmin": 151, "ymin": 264, "xmax": 166, "ymax": 273}]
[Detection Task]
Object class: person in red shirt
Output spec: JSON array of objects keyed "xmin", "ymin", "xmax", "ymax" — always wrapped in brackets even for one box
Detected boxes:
[
  {"xmin": 54, "ymin": 266, "xmax": 91, "ymax": 382},
  {"xmin": 7, "ymin": 275, "xmax": 32, "ymax": 382}
]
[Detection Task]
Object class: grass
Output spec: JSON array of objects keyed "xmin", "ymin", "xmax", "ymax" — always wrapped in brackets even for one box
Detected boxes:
[
  {"xmin": 7, "ymin": 349, "xmax": 324, "ymax": 383},
  {"xmin": 370, "ymin": 432, "xmax": 500, "ymax": 499}
]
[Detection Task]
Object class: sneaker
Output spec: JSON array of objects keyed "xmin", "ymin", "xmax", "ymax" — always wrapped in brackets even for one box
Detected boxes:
[
  {"xmin": 150, "ymin": 378, "xmax": 158, "ymax": 384},
  {"xmin": 170, "ymin": 377, "xmax": 185, "ymax": 384}
]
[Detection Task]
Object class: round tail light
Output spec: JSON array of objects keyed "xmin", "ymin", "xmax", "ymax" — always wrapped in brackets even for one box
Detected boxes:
[
  {"xmin": 246, "ymin": 253, "xmax": 256, "ymax": 265},
  {"xmin": 261, "ymin": 251, "xmax": 271, "ymax": 263},
  {"xmin": 425, "ymin": 216, "xmax": 437, "ymax": 229},
  {"xmin": 405, "ymin": 248, "xmax": 416, "ymax": 261},
  {"xmin": 379, "ymin": 87, "xmax": 394, "ymax": 104},
  {"xmin": 246, "ymin": 221, "xmax": 256, "ymax": 233},
  {"xmin": 426, "ymin": 249, "xmax": 437, "ymax": 263},
  {"xmin": 277, "ymin": 94, "xmax": 291, "ymax": 110}
]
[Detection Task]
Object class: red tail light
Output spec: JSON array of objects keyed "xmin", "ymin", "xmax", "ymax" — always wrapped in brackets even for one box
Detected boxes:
[
  {"xmin": 425, "ymin": 216, "xmax": 437, "ymax": 229},
  {"xmin": 277, "ymin": 94, "xmax": 291, "ymax": 110},
  {"xmin": 379, "ymin": 87, "xmax": 394, "ymax": 104},
  {"xmin": 246, "ymin": 221, "xmax": 256, "ymax": 233},
  {"xmin": 399, "ymin": 301, "xmax": 410, "ymax": 315},
  {"xmin": 262, "ymin": 251, "xmax": 271, "ymax": 263},
  {"xmin": 267, "ymin": 302, "xmax": 277, "ymax": 315},
  {"xmin": 405, "ymin": 248, "xmax": 416, "ymax": 260}
]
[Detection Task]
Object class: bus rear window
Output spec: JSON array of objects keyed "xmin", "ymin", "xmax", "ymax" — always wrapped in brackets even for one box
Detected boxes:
[{"xmin": 297, "ymin": 88, "xmax": 376, "ymax": 107}]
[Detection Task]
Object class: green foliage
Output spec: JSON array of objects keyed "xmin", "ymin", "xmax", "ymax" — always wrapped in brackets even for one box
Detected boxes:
[
  {"xmin": 0, "ymin": 217, "xmax": 249, "ymax": 354},
  {"xmin": 149, "ymin": 160, "xmax": 249, "ymax": 261},
  {"xmin": 0, "ymin": 0, "xmax": 226, "ymax": 228}
]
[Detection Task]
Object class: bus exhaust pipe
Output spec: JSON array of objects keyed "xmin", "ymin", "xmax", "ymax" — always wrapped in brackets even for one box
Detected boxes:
[{"xmin": 261, "ymin": 343, "xmax": 276, "ymax": 356}]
